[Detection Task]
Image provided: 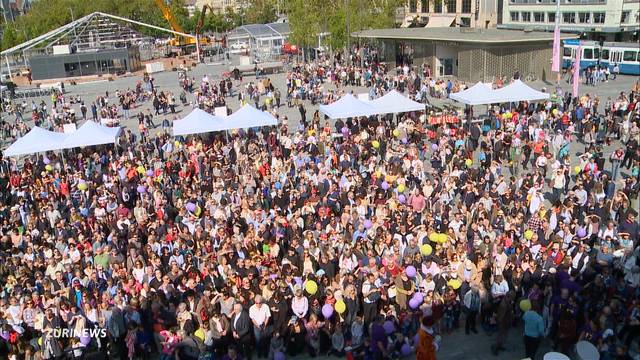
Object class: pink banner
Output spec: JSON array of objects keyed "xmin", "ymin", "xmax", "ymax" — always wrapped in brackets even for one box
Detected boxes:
[
  {"xmin": 572, "ymin": 45, "xmax": 581, "ymax": 97},
  {"xmin": 551, "ymin": 26, "xmax": 561, "ymax": 72}
]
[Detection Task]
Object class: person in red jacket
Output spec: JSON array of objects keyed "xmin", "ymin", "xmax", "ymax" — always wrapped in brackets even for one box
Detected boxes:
[{"xmin": 546, "ymin": 241, "xmax": 565, "ymax": 266}]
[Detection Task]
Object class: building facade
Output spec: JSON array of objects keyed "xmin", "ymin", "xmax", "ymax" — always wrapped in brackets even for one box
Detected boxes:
[
  {"xmin": 195, "ymin": 0, "xmax": 245, "ymax": 13},
  {"xmin": 402, "ymin": 0, "xmax": 500, "ymax": 28},
  {"xmin": 353, "ymin": 27, "xmax": 578, "ymax": 82},
  {"xmin": 500, "ymin": 0, "xmax": 640, "ymax": 41}
]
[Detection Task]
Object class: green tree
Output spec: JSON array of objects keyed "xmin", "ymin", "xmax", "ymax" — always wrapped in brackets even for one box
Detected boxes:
[{"xmin": 244, "ymin": 0, "xmax": 278, "ymax": 24}]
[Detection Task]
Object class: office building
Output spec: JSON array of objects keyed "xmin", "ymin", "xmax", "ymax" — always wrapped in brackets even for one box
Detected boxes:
[{"xmin": 500, "ymin": 0, "xmax": 640, "ymax": 41}]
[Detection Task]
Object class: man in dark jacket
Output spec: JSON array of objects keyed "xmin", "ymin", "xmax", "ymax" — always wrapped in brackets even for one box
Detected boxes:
[{"xmin": 231, "ymin": 303, "xmax": 253, "ymax": 359}]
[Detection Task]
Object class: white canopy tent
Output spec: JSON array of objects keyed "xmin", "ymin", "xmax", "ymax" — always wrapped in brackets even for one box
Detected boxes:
[
  {"xmin": 173, "ymin": 108, "xmax": 227, "ymax": 136},
  {"xmin": 369, "ymin": 90, "xmax": 425, "ymax": 114},
  {"xmin": 488, "ymin": 80, "xmax": 550, "ymax": 103},
  {"xmin": 62, "ymin": 121, "xmax": 122, "ymax": 149},
  {"xmin": 319, "ymin": 94, "xmax": 377, "ymax": 119},
  {"xmin": 3, "ymin": 127, "xmax": 68, "ymax": 157},
  {"xmin": 448, "ymin": 82, "xmax": 496, "ymax": 105},
  {"xmin": 224, "ymin": 104, "xmax": 278, "ymax": 129}
]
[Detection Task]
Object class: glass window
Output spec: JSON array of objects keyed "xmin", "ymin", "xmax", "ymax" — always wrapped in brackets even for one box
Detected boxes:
[
  {"xmin": 434, "ymin": 0, "xmax": 442, "ymax": 13},
  {"xmin": 623, "ymin": 51, "xmax": 636, "ymax": 62},
  {"xmin": 421, "ymin": 0, "xmax": 429, "ymax": 12},
  {"xmin": 521, "ymin": 12, "xmax": 531, "ymax": 21},
  {"xmin": 563, "ymin": 12, "xmax": 576, "ymax": 23},
  {"xmin": 447, "ymin": 0, "xmax": 456, "ymax": 13},
  {"xmin": 620, "ymin": 11, "xmax": 630, "ymax": 23},
  {"xmin": 511, "ymin": 12, "xmax": 519, "ymax": 21},
  {"xmin": 534, "ymin": 12, "xmax": 544, "ymax": 22},
  {"xmin": 462, "ymin": 0, "xmax": 472, "ymax": 13},
  {"xmin": 409, "ymin": 0, "xmax": 417, "ymax": 12},
  {"xmin": 593, "ymin": 12, "xmax": 605, "ymax": 23},
  {"xmin": 594, "ymin": 48, "xmax": 600, "ymax": 59},
  {"xmin": 601, "ymin": 49, "xmax": 609, "ymax": 60},
  {"xmin": 563, "ymin": 47, "xmax": 572, "ymax": 57},
  {"xmin": 548, "ymin": 12, "xmax": 556, "ymax": 22},
  {"xmin": 578, "ymin": 12, "xmax": 590, "ymax": 23},
  {"xmin": 583, "ymin": 48, "xmax": 593, "ymax": 59},
  {"xmin": 460, "ymin": 17, "xmax": 471, "ymax": 26}
]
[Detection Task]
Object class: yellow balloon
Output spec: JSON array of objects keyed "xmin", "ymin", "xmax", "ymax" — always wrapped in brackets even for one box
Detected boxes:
[
  {"xmin": 372, "ymin": 140, "xmax": 380, "ymax": 149},
  {"xmin": 174, "ymin": 141, "xmax": 181, "ymax": 147},
  {"xmin": 335, "ymin": 300, "xmax": 346, "ymax": 314},
  {"xmin": 574, "ymin": 166, "xmax": 581, "ymax": 174},
  {"xmin": 194, "ymin": 205, "xmax": 202, "ymax": 217},
  {"xmin": 524, "ymin": 230, "xmax": 534, "ymax": 240},
  {"xmin": 45, "ymin": 165, "xmax": 53, "ymax": 171},
  {"xmin": 420, "ymin": 244, "xmax": 433, "ymax": 256},
  {"xmin": 397, "ymin": 184, "xmax": 406, "ymax": 193},
  {"xmin": 465, "ymin": 159, "xmax": 473, "ymax": 167},
  {"xmin": 552, "ymin": 109, "xmax": 558, "ymax": 115},
  {"xmin": 194, "ymin": 328, "xmax": 205, "ymax": 341},
  {"xmin": 448, "ymin": 279, "xmax": 462, "ymax": 290},
  {"xmin": 38, "ymin": 337, "xmax": 42, "ymax": 346},
  {"xmin": 393, "ymin": 129, "xmax": 401, "ymax": 137},
  {"xmin": 520, "ymin": 299, "xmax": 532, "ymax": 312},
  {"xmin": 438, "ymin": 233, "xmax": 448, "ymax": 244},
  {"xmin": 78, "ymin": 183, "xmax": 88, "ymax": 191},
  {"xmin": 375, "ymin": 171, "xmax": 382, "ymax": 178},
  {"xmin": 428, "ymin": 232, "xmax": 438, "ymax": 242},
  {"xmin": 305, "ymin": 280, "xmax": 318, "ymax": 295},
  {"xmin": 137, "ymin": 166, "xmax": 145, "ymax": 174}
]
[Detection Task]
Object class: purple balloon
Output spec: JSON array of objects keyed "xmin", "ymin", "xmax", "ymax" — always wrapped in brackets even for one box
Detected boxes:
[
  {"xmin": 401, "ymin": 343, "xmax": 412, "ymax": 356},
  {"xmin": 401, "ymin": 137, "xmax": 408, "ymax": 144},
  {"xmin": 431, "ymin": 143, "xmax": 438, "ymax": 150},
  {"xmin": 322, "ymin": 303, "xmax": 334, "ymax": 318},
  {"xmin": 364, "ymin": 219, "xmax": 373, "ymax": 229},
  {"xmin": 577, "ymin": 227, "xmax": 587, "ymax": 238},
  {"xmin": 413, "ymin": 333, "xmax": 419, "ymax": 345},
  {"xmin": 409, "ymin": 298, "xmax": 420, "ymax": 309},
  {"xmin": 186, "ymin": 202, "xmax": 196, "ymax": 213},
  {"xmin": 383, "ymin": 320, "xmax": 395, "ymax": 334},
  {"xmin": 294, "ymin": 277, "xmax": 302, "ymax": 286},
  {"xmin": 398, "ymin": 194, "xmax": 406, "ymax": 204},
  {"xmin": 412, "ymin": 292, "xmax": 424, "ymax": 304},
  {"xmin": 341, "ymin": 126, "xmax": 349, "ymax": 135},
  {"xmin": 43, "ymin": 157, "xmax": 51, "ymax": 164},
  {"xmin": 405, "ymin": 265, "xmax": 417, "ymax": 277},
  {"xmin": 146, "ymin": 169, "xmax": 154, "ymax": 177},
  {"xmin": 274, "ymin": 352, "xmax": 285, "ymax": 360},
  {"xmin": 381, "ymin": 181, "xmax": 390, "ymax": 190},
  {"xmin": 136, "ymin": 185, "xmax": 146, "ymax": 194},
  {"xmin": 80, "ymin": 335, "xmax": 91, "ymax": 345}
]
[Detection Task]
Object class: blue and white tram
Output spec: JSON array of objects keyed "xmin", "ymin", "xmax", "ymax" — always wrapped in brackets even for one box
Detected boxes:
[
  {"xmin": 562, "ymin": 39, "xmax": 601, "ymax": 70},
  {"xmin": 600, "ymin": 42, "xmax": 640, "ymax": 76}
]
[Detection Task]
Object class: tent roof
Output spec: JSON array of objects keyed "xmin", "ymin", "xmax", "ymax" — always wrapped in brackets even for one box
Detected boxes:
[
  {"xmin": 225, "ymin": 105, "xmax": 278, "ymax": 129},
  {"xmin": 370, "ymin": 90, "xmax": 425, "ymax": 114},
  {"xmin": 173, "ymin": 108, "xmax": 227, "ymax": 136},
  {"xmin": 61, "ymin": 121, "xmax": 121, "ymax": 149},
  {"xmin": 3, "ymin": 127, "xmax": 68, "ymax": 157},
  {"xmin": 319, "ymin": 94, "xmax": 377, "ymax": 119},
  {"xmin": 489, "ymin": 80, "xmax": 550, "ymax": 103},
  {"xmin": 449, "ymin": 82, "xmax": 495, "ymax": 105}
]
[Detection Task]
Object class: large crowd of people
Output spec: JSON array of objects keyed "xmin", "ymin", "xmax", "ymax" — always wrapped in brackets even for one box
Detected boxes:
[{"xmin": 0, "ymin": 49, "xmax": 639, "ymax": 360}]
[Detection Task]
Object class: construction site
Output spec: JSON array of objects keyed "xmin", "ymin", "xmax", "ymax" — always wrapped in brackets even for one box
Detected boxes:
[{"xmin": 0, "ymin": 0, "xmax": 230, "ymax": 86}]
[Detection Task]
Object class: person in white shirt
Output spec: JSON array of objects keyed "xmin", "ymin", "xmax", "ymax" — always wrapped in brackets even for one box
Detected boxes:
[
  {"xmin": 249, "ymin": 295, "xmax": 271, "ymax": 358},
  {"xmin": 491, "ymin": 274, "xmax": 509, "ymax": 301},
  {"xmin": 291, "ymin": 286, "xmax": 308, "ymax": 319}
]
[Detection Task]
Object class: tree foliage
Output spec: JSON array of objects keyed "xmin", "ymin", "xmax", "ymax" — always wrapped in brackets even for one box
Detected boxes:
[{"xmin": 287, "ymin": 0, "xmax": 401, "ymax": 51}]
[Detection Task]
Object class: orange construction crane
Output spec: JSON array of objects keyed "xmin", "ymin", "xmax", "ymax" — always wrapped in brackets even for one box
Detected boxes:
[{"xmin": 154, "ymin": 0, "xmax": 196, "ymax": 47}]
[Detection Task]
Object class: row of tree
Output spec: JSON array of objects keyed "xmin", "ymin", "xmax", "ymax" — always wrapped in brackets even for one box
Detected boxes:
[{"xmin": 1, "ymin": 0, "xmax": 398, "ymax": 53}]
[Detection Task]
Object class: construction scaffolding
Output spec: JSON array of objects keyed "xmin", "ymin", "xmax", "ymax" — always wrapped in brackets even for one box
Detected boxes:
[{"xmin": 0, "ymin": 12, "xmax": 196, "ymax": 78}]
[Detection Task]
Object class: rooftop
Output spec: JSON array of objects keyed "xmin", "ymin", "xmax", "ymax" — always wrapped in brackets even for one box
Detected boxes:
[{"xmin": 352, "ymin": 27, "xmax": 579, "ymax": 44}]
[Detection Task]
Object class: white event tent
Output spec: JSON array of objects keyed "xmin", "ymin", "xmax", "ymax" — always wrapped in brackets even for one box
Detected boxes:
[
  {"xmin": 488, "ymin": 80, "xmax": 550, "ymax": 103},
  {"xmin": 173, "ymin": 108, "xmax": 227, "ymax": 136},
  {"xmin": 61, "ymin": 121, "xmax": 122, "ymax": 149},
  {"xmin": 225, "ymin": 104, "xmax": 278, "ymax": 129},
  {"xmin": 4, "ymin": 127, "xmax": 69, "ymax": 157},
  {"xmin": 319, "ymin": 94, "xmax": 377, "ymax": 119},
  {"xmin": 448, "ymin": 82, "xmax": 495, "ymax": 105},
  {"xmin": 369, "ymin": 90, "xmax": 425, "ymax": 114}
]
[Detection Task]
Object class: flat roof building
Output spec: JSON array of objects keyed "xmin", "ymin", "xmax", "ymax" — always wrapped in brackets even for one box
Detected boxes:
[{"xmin": 353, "ymin": 27, "xmax": 578, "ymax": 82}]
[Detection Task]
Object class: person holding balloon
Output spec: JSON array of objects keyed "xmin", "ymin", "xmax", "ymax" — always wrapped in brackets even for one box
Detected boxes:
[{"xmin": 394, "ymin": 267, "xmax": 416, "ymax": 311}]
